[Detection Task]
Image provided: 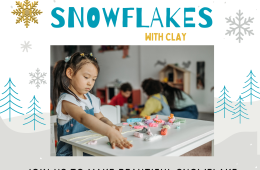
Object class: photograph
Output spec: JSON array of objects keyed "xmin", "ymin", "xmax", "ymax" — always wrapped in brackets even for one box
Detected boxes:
[{"xmin": 50, "ymin": 45, "xmax": 214, "ymax": 156}]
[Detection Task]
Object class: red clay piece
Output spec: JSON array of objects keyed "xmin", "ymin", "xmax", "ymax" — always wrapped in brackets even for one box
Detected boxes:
[{"xmin": 161, "ymin": 128, "xmax": 167, "ymax": 135}]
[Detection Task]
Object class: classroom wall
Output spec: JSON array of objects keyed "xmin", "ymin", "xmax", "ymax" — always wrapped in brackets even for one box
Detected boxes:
[{"xmin": 92, "ymin": 46, "xmax": 141, "ymax": 90}]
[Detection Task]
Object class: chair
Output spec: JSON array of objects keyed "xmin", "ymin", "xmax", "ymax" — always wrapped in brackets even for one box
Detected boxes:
[
  {"xmin": 50, "ymin": 115, "xmax": 57, "ymax": 156},
  {"xmin": 100, "ymin": 105, "xmax": 121, "ymax": 124}
]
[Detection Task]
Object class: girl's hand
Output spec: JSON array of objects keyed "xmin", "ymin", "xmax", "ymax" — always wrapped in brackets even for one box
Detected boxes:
[
  {"xmin": 107, "ymin": 129, "xmax": 133, "ymax": 149},
  {"xmin": 112, "ymin": 125, "xmax": 123, "ymax": 133}
]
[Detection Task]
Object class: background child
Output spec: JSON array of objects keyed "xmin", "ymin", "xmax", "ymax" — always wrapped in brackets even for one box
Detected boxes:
[
  {"xmin": 53, "ymin": 52, "xmax": 132, "ymax": 156},
  {"xmin": 109, "ymin": 83, "xmax": 132, "ymax": 106},
  {"xmin": 161, "ymin": 82, "xmax": 198, "ymax": 119},
  {"xmin": 139, "ymin": 79, "xmax": 171, "ymax": 117}
]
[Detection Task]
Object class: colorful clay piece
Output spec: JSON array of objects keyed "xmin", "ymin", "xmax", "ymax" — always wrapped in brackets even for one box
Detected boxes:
[
  {"xmin": 144, "ymin": 134, "xmax": 162, "ymax": 141},
  {"xmin": 149, "ymin": 123, "xmax": 158, "ymax": 127},
  {"xmin": 161, "ymin": 128, "xmax": 167, "ymax": 135},
  {"xmin": 138, "ymin": 127, "xmax": 148, "ymax": 133},
  {"xmin": 168, "ymin": 118, "xmax": 174, "ymax": 123},
  {"xmin": 163, "ymin": 122, "xmax": 172, "ymax": 126},
  {"xmin": 168, "ymin": 113, "xmax": 174, "ymax": 119},
  {"xmin": 87, "ymin": 140, "xmax": 97, "ymax": 145},
  {"xmin": 144, "ymin": 119, "xmax": 154, "ymax": 125},
  {"xmin": 134, "ymin": 125, "xmax": 147, "ymax": 129},
  {"xmin": 127, "ymin": 118, "xmax": 142, "ymax": 123},
  {"xmin": 155, "ymin": 119, "xmax": 164, "ymax": 124},
  {"xmin": 122, "ymin": 123, "xmax": 128, "ymax": 125},
  {"xmin": 134, "ymin": 122, "xmax": 144, "ymax": 125},
  {"xmin": 153, "ymin": 117, "xmax": 158, "ymax": 121},
  {"xmin": 162, "ymin": 125, "xmax": 171, "ymax": 129},
  {"xmin": 176, "ymin": 126, "xmax": 180, "ymax": 129},
  {"xmin": 145, "ymin": 116, "xmax": 151, "ymax": 120},
  {"xmin": 134, "ymin": 132, "xmax": 143, "ymax": 138},
  {"xmin": 174, "ymin": 119, "xmax": 186, "ymax": 123}
]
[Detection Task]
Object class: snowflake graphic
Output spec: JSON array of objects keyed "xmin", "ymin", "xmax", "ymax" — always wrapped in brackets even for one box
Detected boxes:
[
  {"xmin": 225, "ymin": 10, "xmax": 254, "ymax": 43},
  {"xmin": 11, "ymin": 0, "xmax": 43, "ymax": 28},
  {"xmin": 21, "ymin": 41, "xmax": 32, "ymax": 52},
  {"xmin": 29, "ymin": 68, "xmax": 47, "ymax": 89}
]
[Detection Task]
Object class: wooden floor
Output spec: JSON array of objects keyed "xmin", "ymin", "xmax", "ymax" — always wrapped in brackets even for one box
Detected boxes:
[{"xmin": 182, "ymin": 112, "xmax": 214, "ymax": 156}]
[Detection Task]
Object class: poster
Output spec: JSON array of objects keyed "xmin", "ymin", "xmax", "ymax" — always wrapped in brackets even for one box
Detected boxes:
[{"xmin": 0, "ymin": 0, "xmax": 259, "ymax": 170}]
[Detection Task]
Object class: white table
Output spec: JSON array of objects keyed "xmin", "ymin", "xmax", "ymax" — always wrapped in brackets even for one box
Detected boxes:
[{"xmin": 60, "ymin": 115, "xmax": 214, "ymax": 156}]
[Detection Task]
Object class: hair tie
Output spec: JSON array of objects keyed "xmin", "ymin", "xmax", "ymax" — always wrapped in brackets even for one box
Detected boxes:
[
  {"xmin": 90, "ymin": 52, "xmax": 93, "ymax": 56},
  {"xmin": 64, "ymin": 56, "xmax": 71, "ymax": 63},
  {"xmin": 80, "ymin": 53, "xmax": 84, "ymax": 57}
]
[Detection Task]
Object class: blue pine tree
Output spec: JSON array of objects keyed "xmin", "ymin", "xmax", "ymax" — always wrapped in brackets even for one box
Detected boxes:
[
  {"xmin": 241, "ymin": 70, "xmax": 260, "ymax": 105},
  {"xmin": 215, "ymin": 86, "xmax": 234, "ymax": 118},
  {"xmin": 231, "ymin": 95, "xmax": 249, "ymax": 124},
  {"xmin": 23, "ymin": 95, "xmax": 45, "ymax": 130},
  {"xmin": 0, "ymin": 78, "xmax": 23, "ymax": 122}
]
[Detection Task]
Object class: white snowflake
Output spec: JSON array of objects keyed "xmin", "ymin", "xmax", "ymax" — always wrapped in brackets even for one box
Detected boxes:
[
  {"xmin": 29, "ymin": 68, "xmax": 47, "ymax": 89},
  {"xmin": 225, "ymin": 10, "xmax": 254, "ymax": 43},
  {"xmin": 21, "ymin": 41, "xmax": 32, "ymax": 52}
]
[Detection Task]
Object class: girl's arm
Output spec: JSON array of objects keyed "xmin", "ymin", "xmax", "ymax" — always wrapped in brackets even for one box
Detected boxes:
[
  {"xmin": 95, "ymin": 112, "xmax": 122, "ymax": 132},
  {"xmin": 62, "ymin": 101, "xmax": 131, "ymax": 149}
]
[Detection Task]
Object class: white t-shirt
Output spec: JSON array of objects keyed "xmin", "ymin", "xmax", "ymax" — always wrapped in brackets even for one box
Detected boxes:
[{"xmin": 56, "ymin": 93, "xmax": 101, "ymax": 125}]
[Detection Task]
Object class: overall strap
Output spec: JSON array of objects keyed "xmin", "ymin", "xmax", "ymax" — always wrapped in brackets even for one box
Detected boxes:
[
  {"xmin": 159, "ymin": 94, "xmax": 164, "ymax": 102},
  {"xmin": 152, "ymin": 94, "xmax": 163, "ymax": 102},
  {"xmin": 58, "ymin": 92, "xmax": 66, "ymax": 101},
  {"xmin": 86, "ymin": 93, "xmax": 93, "ymax": 105}
]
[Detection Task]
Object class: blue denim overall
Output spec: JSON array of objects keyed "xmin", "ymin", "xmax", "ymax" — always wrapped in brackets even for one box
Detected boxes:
[
  {"xmin": 56, "ymin": 93, "xmax": 94, "ymax": 156},
  {"xmin": 171, "ymin": 105, "xmax": 199, "ymax": 119},
  {"xmin": 152, "ymin": 94, "xmax": 171, "ymax": 116}
]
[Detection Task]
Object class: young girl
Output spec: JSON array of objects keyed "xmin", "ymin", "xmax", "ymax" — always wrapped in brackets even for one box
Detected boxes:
[
  {"xmin": 53, "ymin": 52, "xmax": 132, "ymax": 156},
  {"xmin": 109, "ymin": 83, "xmax": 132, "ymax": 106},
  {"xmin": 139, "ymin": 79, "xmax": 171, "ymax": 117},
  {"xmin": 161, "ymin": 82, "xmax": 198, "ymax": 119}
]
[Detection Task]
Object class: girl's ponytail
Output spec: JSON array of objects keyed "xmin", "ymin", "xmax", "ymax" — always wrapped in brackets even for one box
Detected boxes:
[{"xmin": 52, "ymin": 60, "xmax": 68, "ymax": 110}]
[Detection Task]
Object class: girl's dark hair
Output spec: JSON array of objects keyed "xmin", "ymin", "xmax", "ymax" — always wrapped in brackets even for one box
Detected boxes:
[
  {"xmin": 52, "ymin": 52, "xmax": 100, "ymax": 108},
  {"xmin": 120, "ymin": 83, "xmax": 132, "ymax": 92},
  {"xmin": 141, "ymin": 78, "xmax": 162, "ymax": 96},
  {"xmin": 161, "ymin": 82, "xmax": 185, "ymax": 110}
]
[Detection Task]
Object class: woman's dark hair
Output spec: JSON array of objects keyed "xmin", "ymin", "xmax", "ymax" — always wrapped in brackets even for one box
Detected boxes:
[
  {"xmin": 161, "ymin": 82, "xmax": 185, "ymax": 110},
  {"xmin": 52, "ymin": 52, "xmax": 100, "ymax": 108},
  {"xmin": 141, "ymin": 78, "xmax": 162, "ymax": 96},
  {"xmin": 120, "ymin": 83, "xmax": 132, "ymax": 92}
]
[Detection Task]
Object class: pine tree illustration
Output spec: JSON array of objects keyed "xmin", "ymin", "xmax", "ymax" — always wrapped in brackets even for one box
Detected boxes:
[
  {"xmin": 241, "ymin": 70, "xmax": 260, "ymax": 105},
  {"xmin": 215, "ymin": 86, "xmax": 234, "ymax": 118},
  {"xmin": 231, "ymin": 95, "xmax": 248, "ymax": 124},
  {"xmin": 23, "ymin": 95, "xmax": 45, "ymax": 130},
  {"xmin": 0, "ymin": 78, "xmax": 23, "ymax": 122}
]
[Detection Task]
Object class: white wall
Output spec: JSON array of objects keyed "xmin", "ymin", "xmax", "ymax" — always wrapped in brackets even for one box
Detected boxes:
[{"xmin": 92, "ymin": 46, "xmax": 141, "ymax": 89}]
